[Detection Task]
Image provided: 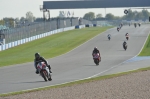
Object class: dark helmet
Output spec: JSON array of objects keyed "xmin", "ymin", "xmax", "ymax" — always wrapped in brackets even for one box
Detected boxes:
[{"xmin": 35, "ymin": 53, "xmax": 40, "ymax": 58}]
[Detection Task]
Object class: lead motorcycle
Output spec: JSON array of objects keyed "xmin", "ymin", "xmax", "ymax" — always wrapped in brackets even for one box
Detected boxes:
[
  {"xmin": 93, "ymin": 53, "xmax": 101, "ymax": 65},
  {"xmin": 37, "ymin": 62, "xmax": 52, "ymax": 81}
]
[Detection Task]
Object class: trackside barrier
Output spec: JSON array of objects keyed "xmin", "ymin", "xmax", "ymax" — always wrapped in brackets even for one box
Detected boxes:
[
  {"xmin": 0, "ymin": 26, "xmax": 76, "ymax": 51},
  {"xmin": 85, "ymin": 24, "xmax": 93, "ymax": 27},
  {"xmin": 75, "ymin": 25, "xmax": 85, "ymax": 29}
]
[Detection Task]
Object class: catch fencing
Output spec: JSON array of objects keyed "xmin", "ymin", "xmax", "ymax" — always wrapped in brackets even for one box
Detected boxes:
[
  {"xmin": 0, "ymin": 18, "xmax": 92, "ymax": 44},
  {"xmin": 0, "ymin": 17, "xmax": 95, "ymax": 51}
]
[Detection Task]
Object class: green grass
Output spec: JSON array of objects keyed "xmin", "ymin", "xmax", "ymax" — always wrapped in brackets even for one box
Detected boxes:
[
  {"xmin": 138, "ymin": 34, "xmax": 150, "ymax": 56},
  {"xmin": 1, "ymin": 66, "xmax": 150, "ymax": 97},
  {"xmin": 0, "ymin": 27, "xmax": 112, "ymax": 67}
]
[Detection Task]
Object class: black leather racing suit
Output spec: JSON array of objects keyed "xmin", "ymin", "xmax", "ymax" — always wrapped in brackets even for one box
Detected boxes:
[
  {"xmin": 123, "ymin": 42, "xmax": 127, "ymax": 49},
  {"xmin": 34, "ymin": 56, "xmax": 52, "ymax": 73},
  {"xmin": 92, "ymin": 49, "xmax": 100, "ymax": 57}
]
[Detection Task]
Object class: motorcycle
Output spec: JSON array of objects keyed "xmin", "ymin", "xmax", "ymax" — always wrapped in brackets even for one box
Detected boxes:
[
  {"xmin": 117, "ymin": 28, "xmax": 120, "ymax": 32},
  {"xmin": 37, "ymin": 62, "xmax": 52, "ymax": 81},
  {"xmin": 126, "ymin": 36, "xmax": 129, "ymax": 40},
  {"xmin": 123, "ymin": 43, "xmax": 127, "ymax": 51},
  {"xmin": 108, "ymin": 36, "xmax": 111, "ymax": 40},
  {"xmin": 134, "ymin": 24, "xmax": 136, "ymax": 28},
  {"xmin": 138, "ymin": 23, "xmax": 141, "ymax": 27},
  {"xmin": 93, "ymin": 53, "xmax": 101, "ymax": 65}
]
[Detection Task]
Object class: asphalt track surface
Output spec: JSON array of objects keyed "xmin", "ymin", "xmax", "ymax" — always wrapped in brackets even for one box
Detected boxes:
[{"xmin": 0, "ymin": 25, "xmax": 150, "ymax": 94}]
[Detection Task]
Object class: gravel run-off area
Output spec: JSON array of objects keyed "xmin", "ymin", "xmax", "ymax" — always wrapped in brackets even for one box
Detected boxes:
[{"xmin": 1, "ymin": 70, "xmax": 150, "ymax": 99}]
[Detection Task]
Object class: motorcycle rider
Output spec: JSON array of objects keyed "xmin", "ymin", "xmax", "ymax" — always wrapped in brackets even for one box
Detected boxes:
[
  {"xmin": 138, "ymin": 23, "xmax": 141, "ymax": 27},
  {"xmin": 117, "ymin": 26, "xmax": 120, "ymax": 32},
  {"xmin": 107, "ymin": 34, "xmax": 111, "ymax": 40},
  {"xmin": 123, "ymin": 41, "xmax": 127, "ymax": 49},
  {"xmin": 134, "ymin": 23, "xmax": 137, "ymax": 28},
  {"xmin": 125, "ymin": 33, "xmax": 129, "ymax": 36},
  {"xmin": 92, "ymin": 47, "xmax": 101, "ymax": 59},
  {"xmin": 34, "ymin": 53, "xmax": 52, "ymax": 74}
]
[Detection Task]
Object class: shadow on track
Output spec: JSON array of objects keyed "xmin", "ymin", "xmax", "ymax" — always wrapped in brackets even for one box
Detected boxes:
[
  {"xmin": 10, "ymin": 81, "xmax": 46, "ymax": 84},
  {"xmin": 83, "ymin": 65, "xmax": 99, "ymax": 66}
]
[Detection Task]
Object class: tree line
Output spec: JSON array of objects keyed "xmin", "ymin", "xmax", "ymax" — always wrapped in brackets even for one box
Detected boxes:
[
  {"xmin": 83, "ymin": 9, "xmax": 150, "ymax": 21},
  {"xmin": 1, "ymin": 9, "xmax": 150, "ymax": 28},
  {"xmin": 0, "ymin": 11, "xmax": 37, "ymax": 28}
]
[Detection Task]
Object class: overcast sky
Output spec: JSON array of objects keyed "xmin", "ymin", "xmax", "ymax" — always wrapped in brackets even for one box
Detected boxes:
[{"xmin": 0, "ymin": 0, "xmax": 149, "ymax": 19}]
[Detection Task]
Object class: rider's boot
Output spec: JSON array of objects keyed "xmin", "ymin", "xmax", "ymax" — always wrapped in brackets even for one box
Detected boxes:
[
  {"xmin": 35, "ymin": 69, "xmax": 39, "ymax": 74},
  {"xmin": 47, "ymin": 65, "xmax": 52, "ymax": 73}
]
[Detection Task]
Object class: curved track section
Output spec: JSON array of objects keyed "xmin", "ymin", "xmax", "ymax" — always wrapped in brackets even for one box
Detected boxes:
[{"xmin": 0, "ymin": 25, "xmax": 150, "ymax": 94}]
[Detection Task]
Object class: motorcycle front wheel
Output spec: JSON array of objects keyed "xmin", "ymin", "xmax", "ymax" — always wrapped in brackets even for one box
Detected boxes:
[{"xmin": 41, "ymin": 71, "xmax": 48, "ymax": 81}]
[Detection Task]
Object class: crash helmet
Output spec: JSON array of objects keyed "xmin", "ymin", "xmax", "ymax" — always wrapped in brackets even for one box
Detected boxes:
[
  {"xmin": 35, "ymin": 53, "xmax": 40, "ymax": 58},
  {"xmin": 125, "ymin": 33, "xmax": 129, "ymax": 36},
  {"xmin": 94, "ymin": 47, "xmax": 97, "ymax": 50}
]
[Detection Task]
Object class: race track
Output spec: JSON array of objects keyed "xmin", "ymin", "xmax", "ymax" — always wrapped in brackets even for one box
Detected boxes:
[{"xmin": 0, "ymin": 24, "xmax": 150, "ymax": 94}]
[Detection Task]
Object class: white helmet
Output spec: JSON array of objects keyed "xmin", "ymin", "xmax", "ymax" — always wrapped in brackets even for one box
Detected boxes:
[{"xmin": 94, "ymin": 47, "xmax": 97, "ymax": 50}]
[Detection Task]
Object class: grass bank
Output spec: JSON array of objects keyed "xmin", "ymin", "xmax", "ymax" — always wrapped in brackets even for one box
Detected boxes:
[{"xmin": 139, "ymin": 34, "xmax": 150, "ymax": 56}]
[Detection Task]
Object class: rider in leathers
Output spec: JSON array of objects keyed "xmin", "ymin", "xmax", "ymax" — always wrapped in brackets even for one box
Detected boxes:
[
  {"xmin": 92, "ymin": 47, "xmax": 101, "ymax": 59},
  {"xmin": 34, "ymin": 53, "xmax": 52, "ymax": 74},
  {"xmin": 123, "ymin": 41, "xmax": 127, "ymax": 48},
  {"xmin": 107, "ymin": 34, "xmax": 111, "ymax": 40},
  {"xmin": 125, "ymin": 33, "xmax": 129, "ymax": 36}
]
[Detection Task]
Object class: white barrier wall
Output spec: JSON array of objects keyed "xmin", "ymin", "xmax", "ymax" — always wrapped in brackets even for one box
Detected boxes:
[
  {"xmin": 0, "ymin": 26, "xmax": 75, "ymax": 51},
  {"xmin": 79, "ymin": 25, "xmax": 86, "ymax": 28}
]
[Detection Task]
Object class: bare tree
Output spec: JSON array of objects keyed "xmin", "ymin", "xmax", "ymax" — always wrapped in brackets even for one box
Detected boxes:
[{"xmin": 26, "ymin": 11, "xmax": 35, "ymax": 22}]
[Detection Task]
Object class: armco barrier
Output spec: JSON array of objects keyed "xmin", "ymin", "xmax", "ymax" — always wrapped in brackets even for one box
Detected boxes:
[
  {"xmin": 0, "ymin": 26, "xmax": 75, "ymax": 51},
  {"xmin": 75, "ymin": 25, "xmax": 85, "ymax": 29},
  {"xmin": 85, "ymin": 24, "xmax": 93, "ymax": 27},
  {"xmin": 93, "ymin": 24, "xmax": 97, "ymax": 27}
]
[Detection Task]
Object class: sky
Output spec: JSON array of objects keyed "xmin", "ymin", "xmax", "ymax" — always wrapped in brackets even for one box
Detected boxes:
[{"xmin": 0, "ymin": 0, "xmax": 150, "ymax": 19}]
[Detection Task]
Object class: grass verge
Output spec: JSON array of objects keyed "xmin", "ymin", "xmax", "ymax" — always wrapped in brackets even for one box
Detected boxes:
[
  {"xmin": 0, "ymin": 27, "xmax": 112, "ymax": 67},
  {"xmin": 138, "ymin": 34, "xmax": 150, "ymax": 56},
  {"xmin": 0, "ymin": 66, "xmax": 150, "ymax": 97}
]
